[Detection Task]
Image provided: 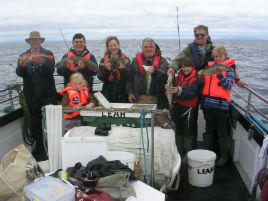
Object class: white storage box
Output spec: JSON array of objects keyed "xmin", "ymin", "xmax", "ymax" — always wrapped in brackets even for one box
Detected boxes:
[
  {"xmin": 24, "ymin": 176, "xmax": 74, "ymax": 201},
  {"xmin": 61, "ymin": 126, "xmax": 108, "ymax": 170}
]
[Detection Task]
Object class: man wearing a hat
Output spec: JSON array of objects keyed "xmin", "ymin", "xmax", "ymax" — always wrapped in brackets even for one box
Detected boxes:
[{"xmin": 16, "ymin": 31, "xmax": 57, "ymax": 162}]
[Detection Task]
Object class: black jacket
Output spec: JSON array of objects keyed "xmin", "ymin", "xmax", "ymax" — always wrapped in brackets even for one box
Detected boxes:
[{"xmin": 16, "ymin": 47, "xmax": 57, "ymax": 99}]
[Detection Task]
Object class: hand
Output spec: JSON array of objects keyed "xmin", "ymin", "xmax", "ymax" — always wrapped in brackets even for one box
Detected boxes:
[
  {"xmin": 77, "ymin": 60, "xmax": 86, "ymax": 70},
  {"xmin": 32, "ymin": 57, "xmax": 43, "ymax": 66},
  {"xmin": 118, "ymin": 63, "xmax": 125, "ymax": 69},
  {"xmin": 148, "ymin": 66, "xmax": 154, "ymax": 74},
  {"xmin": 197, "ymin": 70, "xmax": 204, "ymax": 77},
  {"xmin": 128, "ymin": 94, "xmax": 136, "ymax": 103},
  {"xmin": 167, "ymin": 68, "xmax": 174, "ymax": 76},
  {"xmin": 104, "ymin": 62, "xmax": 111, "ymax": 71},
  {"xmin": 85, "ymin": 102, "xmax": 95, "ymax": 109},
  {"xmin": 66, "ymin": 59, "xmax": 74, "ymax": 69},
  {"xmin": 215, "ymin": 67, "xmax": 222, "ymax": 76},
  {"xmin": 19, "ymin": 58, "xmax": 27, "ymax": 67},
  {"xmin": 168, "ymin": 86, "xmax": 179, "ymax": 94},
  {"xmin": 236, "ymin": 80, "xmax": 248, "ymax": 88}
]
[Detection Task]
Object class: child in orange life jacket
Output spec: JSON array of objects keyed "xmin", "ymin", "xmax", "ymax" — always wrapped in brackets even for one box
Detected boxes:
[
  {"xmin": 198, "ymin": 45, "xmax": 236, "ymax": 167},
  {"xmin": 60, "ymin": 73, "xmax": 97, "ymax": 131},
  {"xmin": 165, "ymin": 56, "xmax": 199, "ymax": 162}
]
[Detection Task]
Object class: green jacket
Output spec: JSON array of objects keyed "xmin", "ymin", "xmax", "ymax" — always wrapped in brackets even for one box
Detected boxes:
[
  {"xmin": 126, "ymin": 46, "xmax": 170, "ymax": 109},
  {"xmin": 170, "ymin": 39, "xmax": 214, "ymax": 72}
]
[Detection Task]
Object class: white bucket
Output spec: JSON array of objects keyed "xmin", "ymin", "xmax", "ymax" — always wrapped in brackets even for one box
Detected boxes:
[
  {"xmin": 105, "ymin": 151, "xmax": 135, "ymax": 170},
  {"xmin": 187, "ymin": 149, "xmax": 216, "ymax": 187}
]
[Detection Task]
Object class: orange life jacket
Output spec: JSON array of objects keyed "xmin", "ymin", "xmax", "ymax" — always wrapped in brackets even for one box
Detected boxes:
[
  {"xmin": 203, "ymin": 59, "xmax": 236, "ymax": 102},
  {"xmin": 67, "ymin": 52, "xmax": 91, "ymax": 72},
  {"xmin": 60, "ymin": 86, "xmax": 89, "ymax": 119},
  {"xmin": 174, "ymin": 69, "xmax": 198, "ymax": 108},
  {"xmin": 104, "ymin": 54, "xmax": 126, "ymax": 82},
  {"xmin": 136, "ymin": 52, "xmax": 160, "ymax": 76}
]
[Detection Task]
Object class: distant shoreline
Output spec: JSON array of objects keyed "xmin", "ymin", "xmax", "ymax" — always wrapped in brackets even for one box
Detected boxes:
[{"xmin": 1, "ymin": 38, "xmax": 268, "ymax": 44}]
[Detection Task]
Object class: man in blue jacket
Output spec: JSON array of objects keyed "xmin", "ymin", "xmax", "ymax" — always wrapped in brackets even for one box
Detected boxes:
[
  {"xmin": 57, "ymin": 33, "xmax": 98, "ymax": 93},
  {"xmin": 16, "ymin": 31, "xmax": 57, "ymax": 161}
]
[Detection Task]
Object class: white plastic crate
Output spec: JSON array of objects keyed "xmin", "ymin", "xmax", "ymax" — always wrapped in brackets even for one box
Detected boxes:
[{"xmin": 61, "ymin": 126, "xmax": 108, "ymax": 170}]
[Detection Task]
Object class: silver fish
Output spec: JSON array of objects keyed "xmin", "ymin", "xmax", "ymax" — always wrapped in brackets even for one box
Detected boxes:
[
  {"xmin": 56, "ymin": 56, "xmax": 98, "ymax": 73},
  {"xmin": 143, "ymin": 65, "xmax": 151, "ymax": 95},
  {"xmin": 166, "ymin": 74, "xmax": 174, "ymax": 109},
  {"xmin": 203, "ymin": 64, "xmax": 232, "ymax": 75}
]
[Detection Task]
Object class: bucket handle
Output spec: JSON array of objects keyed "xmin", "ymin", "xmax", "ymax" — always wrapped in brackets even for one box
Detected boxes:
[{"xmin": 188, "ymin": 160, "xmax": 215, "ymax": 169}]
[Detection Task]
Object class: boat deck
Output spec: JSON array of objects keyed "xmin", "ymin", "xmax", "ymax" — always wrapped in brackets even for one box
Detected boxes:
[{"xmin": 166, "ymin": 155, "xmax": 250, "ymax": 201}]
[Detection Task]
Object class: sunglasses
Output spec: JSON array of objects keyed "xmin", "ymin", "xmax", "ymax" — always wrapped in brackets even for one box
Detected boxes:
[{"xmin": 195, "ymin": 33, "xmax": 206, "ymax": 37}]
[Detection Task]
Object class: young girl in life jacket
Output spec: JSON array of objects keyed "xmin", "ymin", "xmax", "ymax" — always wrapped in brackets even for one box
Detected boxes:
[
  {"xmin": 60, "ymin": 72, "xmax": 97, "ymax": 131},
  {"xmin": 165, "ymin": 56, "xmax": 199, "ymax": 162}
]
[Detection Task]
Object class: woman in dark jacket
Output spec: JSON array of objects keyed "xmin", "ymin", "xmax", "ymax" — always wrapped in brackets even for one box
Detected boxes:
[{"xmin": 97, "ymin": 36, "xmax": 130, "ymax": 103}]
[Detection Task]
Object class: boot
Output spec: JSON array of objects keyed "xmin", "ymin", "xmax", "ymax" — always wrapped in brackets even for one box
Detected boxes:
[
  {"xmin": 215, "ymin": 137, "xmax": 229, "ymax": 167},
  {"xmin": 182, "ymin": 128, "xmax": 193, "ymax": 163},
  {"xmin": 176, "ymin": 135, "xmax": 184, "ymax": 158},
  {"xmin": 203, "ymin": 133, "xmax": 215, "ymax": 151}
]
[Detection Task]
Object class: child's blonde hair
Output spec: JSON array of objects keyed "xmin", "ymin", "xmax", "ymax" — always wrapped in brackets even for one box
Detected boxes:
[
  {"xmin": 212, "ymin": 46, "xmax": 228, "ymax": 57},
  {"xmin": 70, "ymin": 73, "xmax": 87, "ymax": 86}
]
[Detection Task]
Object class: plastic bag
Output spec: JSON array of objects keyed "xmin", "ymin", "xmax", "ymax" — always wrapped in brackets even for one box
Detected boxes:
[
  {"xmin": 75, "ymin": 187, "xmax": 113, "ymax": 201},
  {"xmin": 0, "ymin": 144, "xmax": 44, "ymax": 200}
]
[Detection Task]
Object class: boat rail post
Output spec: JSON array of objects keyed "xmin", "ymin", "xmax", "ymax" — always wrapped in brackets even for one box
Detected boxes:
[
  {"xmin": 8, "ymin": 88, "xmax": 14, "ymax": 111},
  {"xmin": 151, "ymin": 110, "xmax": 155, "ymax": 187},
  {"xmin": 246, "ymin": 91, "xmax": 252, "ymax": 115}
]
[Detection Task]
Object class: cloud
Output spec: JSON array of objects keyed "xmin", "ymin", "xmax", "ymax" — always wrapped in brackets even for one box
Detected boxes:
[{"xmin": 0, "ymin": 0, "xmax": 267, "ymax": 42}]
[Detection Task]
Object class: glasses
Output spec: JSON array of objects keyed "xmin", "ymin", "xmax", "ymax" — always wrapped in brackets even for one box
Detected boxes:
[{"xmin": 195, "ymin": 33, "xmax": 206, "ymax": 37}]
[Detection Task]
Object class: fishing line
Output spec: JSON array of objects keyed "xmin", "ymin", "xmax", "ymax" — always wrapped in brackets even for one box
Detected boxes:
[
  {"xmin": 59, "ymin": 28, "xmax": 70, "ymax": 50},
  {"xmin": 176, "ymin": 7, "xmax": 181, "ymax": 53}
]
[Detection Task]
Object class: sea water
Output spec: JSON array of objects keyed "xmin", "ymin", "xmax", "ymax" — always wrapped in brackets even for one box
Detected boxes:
[{"xmin": 0, "ymin": 39, "xmax": 267, "ymax": 124}]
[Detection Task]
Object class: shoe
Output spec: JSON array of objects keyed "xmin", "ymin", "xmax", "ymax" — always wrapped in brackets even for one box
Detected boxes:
[{"xmin": 215, "ymin": 137, "xmax": 229, "ymax": 167}]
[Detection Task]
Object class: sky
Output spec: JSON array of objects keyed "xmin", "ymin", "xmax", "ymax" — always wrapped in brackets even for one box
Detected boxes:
[{"xmin": 0, "ymin": 0, "xmax": 267, "ymax": 43}]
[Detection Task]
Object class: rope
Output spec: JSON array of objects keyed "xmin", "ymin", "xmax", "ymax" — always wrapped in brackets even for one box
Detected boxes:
[
  {"xmin": 14, "ymin": 84, "xmax": 35, "ymax": 145},
  {"xmin": 139, "ymin": 108, "xmax": 150, "ymax": 185}
]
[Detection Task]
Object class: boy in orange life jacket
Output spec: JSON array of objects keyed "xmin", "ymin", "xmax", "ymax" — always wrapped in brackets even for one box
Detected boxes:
[
  {"xmin": 60, "ymin": 73, "xmax": 97, "ymax": 131},
  {"xmin": 198, "ymin": 45, "xmax": 235, "ymax": 167},
  {"xmin": 165, "ymin": 56, "xmax": 199, "ymax": 162}
]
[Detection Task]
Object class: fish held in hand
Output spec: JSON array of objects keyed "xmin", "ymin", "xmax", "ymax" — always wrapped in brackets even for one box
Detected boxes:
[
  {"xmin": 99, "ymin": 55, "xmax": 129, "ymax": 71},
  {"xmin": 203, "ymin": 64, "xmax": 232, "ymax": 75},
  {"xmin": 143, "ymin": 65, "xmax": 151, "ymax": 95},
  {"xmin": 166, "ymin": 74, "xmax": 174, "ymax": 109},
  {"xmin": 19, "ymin": 53, "xmax": 54, "ymax": 62},
  {"xmin": 56, "ymin": 56, "xmax": 98, "ymax": 72}
]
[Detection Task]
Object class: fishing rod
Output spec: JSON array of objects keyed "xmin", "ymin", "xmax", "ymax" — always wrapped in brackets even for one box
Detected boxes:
[
  {"xmin": 59, "ymin": 28, "xmax": 69, "ymax": 50},
  {"xmin": 176, "ymin": 7, "xmax": 181, "ymax": 53}
]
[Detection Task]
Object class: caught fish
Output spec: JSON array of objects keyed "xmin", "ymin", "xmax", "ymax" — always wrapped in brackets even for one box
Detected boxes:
[
  {"xmin": 99, "ymin": 55, "xmax": 129, "ymax": 71},
  {"xmin": 143, "ymin": 65, "xmax": 151, "ymax": 95},
  {"xmin": 166, "ymin": 74, "xmax": 174, "ymax": 109},
  {"xmin": 203, "ymin": 64, "xmax": 232, "ymax": 75},
  {"xmin": 56, "ymin": 56, "xmax": 98, "ymax": 73},
  {"xmin": 19, "ymin": 52, "xmax": 54, "ymax": 62}
]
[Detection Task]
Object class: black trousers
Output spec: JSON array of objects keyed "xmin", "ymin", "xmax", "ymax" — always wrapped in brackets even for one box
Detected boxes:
[
  {"xmin": 203, "ymin": 108, "xmax": 229, "ymax": 137},
  {"xmin": 26, "ymin": 94, "xmax": 57, "ymax": 152}
]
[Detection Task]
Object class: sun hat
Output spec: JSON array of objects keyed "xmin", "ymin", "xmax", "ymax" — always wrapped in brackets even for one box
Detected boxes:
[{"xmin": 25, "ymin": 31, "xmax": 45, "ymax": 43}]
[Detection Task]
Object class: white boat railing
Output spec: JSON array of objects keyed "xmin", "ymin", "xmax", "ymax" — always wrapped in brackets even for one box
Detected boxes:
[{"xmin": 232, "ymin": 86, "xmax": 268, "ymax": 136}]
